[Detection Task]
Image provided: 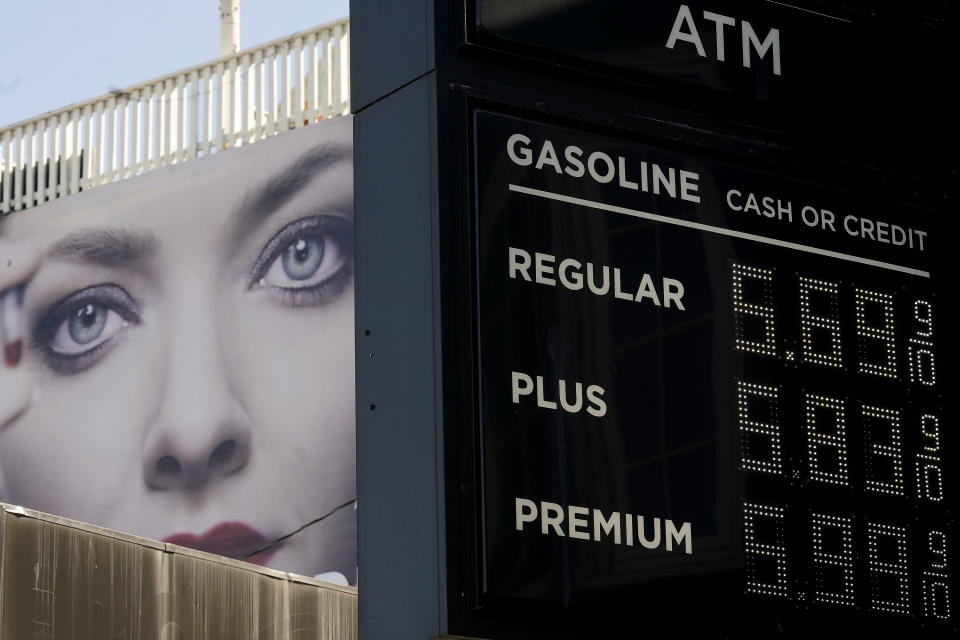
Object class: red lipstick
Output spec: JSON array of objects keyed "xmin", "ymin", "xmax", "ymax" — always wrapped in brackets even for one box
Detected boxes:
[{"xmin": 163, "ymin": 522, "xmax": 279, "ymax": 566}]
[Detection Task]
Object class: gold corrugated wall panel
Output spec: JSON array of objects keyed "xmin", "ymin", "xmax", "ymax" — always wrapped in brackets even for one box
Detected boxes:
[{"xmin": 0, "ymin": 504, "xmax": 357, "ymax": 640}]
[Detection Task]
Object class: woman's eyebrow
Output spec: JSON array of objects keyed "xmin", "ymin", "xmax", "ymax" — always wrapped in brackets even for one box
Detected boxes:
[
  {"xmin": 47, "ymin": 227, "xmax": 159, "ymax": 266},
  {"xmin": 229, "ymin": 142, "xmax": 351, "ymax": 246}
]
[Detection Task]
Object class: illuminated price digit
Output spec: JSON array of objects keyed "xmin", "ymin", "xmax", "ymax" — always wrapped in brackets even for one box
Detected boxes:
[
  {"xmin": 811, "ymin": 513, "xmax": 855, "ymax": 606},
  {"xmin": 867, "ymin": 522, "xmax": 910, "ymax": 614},
  {"xmin": 863, "ymin": 405, "xmax": 905, "ymax": 497},
  {"xmin": 737, "ymin": 381, "xmax": 783, "ymax": 475},
  {"xmin": 916, "ymin": 414, "xmax": 944, "ymax": 503},
  {"xmin": 744, "ymin": 503, "xmax": 789, "ymax": 598},
  {"xmin": 799, "ymin": 276, "xmax": 843, "ymax": 368},
  {"xmin": 805, "ymin": 394, "xmax": 849, "ymax": 486},
  {"xmin": 908, "ymin": 300, "xmax": 937, "ymax": 386},
  {"xmin": 924, "ymin": 530, "xmax": 952, "ymax": 620},
  {"xmin": 731, "ymin": 263, "xmax": 778, "ymax": 357},
  {"xmin": 854, "ymin": 288, "xmax": 898, "ymax": 379}
]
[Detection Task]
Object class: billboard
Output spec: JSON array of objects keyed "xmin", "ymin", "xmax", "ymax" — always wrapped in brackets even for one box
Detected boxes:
[{"xmin": 0, "ymin": 116, "xmax": 355, "ymax": 585}]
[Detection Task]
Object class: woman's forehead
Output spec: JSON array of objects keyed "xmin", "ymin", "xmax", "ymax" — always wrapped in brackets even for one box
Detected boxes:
[{"xmin": 0, "ymin": 121, "xmax": 352, "ymax": 241}]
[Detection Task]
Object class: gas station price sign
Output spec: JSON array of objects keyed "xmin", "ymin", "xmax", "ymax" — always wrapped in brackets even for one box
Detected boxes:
[{"xmin": 472, "ymin": 109, "xmax": 953, "ymax": 634}]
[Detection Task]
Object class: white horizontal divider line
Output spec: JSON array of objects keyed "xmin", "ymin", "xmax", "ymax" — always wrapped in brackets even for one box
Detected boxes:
[{"xmin": 508, "ymin": 184, "xmax": 930, "ymax": 279}]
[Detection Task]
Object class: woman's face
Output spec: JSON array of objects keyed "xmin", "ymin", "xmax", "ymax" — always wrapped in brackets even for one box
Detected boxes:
[{"xmin": 0, "ymin": 119, "xmax": 355, "ymax": 580}]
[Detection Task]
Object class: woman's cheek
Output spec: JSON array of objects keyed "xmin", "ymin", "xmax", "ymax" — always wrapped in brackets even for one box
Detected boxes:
[
  {"xmin": 3, "ymin": 332, "xmax": 157, "ymax": 520},
  {"xmin": 0, "ymin": 407, "xmax": 117, "ymax": 519},
  {"xmin": 226, "ymin": 293, "xmax": 355, "ymax": 482},
  {"xmin": 231, "ymin": 289, "xmax": 354, "ymax": 394}
]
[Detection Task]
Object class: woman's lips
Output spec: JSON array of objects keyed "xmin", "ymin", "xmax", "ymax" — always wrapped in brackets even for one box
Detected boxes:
[{"xmin": 162, "ymin": 522, "xmax": 280, "ymax": 566}]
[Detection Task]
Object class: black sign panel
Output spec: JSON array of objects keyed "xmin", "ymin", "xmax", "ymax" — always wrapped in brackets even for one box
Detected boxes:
[
  {"xmin": 472, "ymin": 1, "xmax": 953, "ymax": 177},
  {"xmin": 474, "ymin": 109, "xmax": 953, "ymax": 634}
]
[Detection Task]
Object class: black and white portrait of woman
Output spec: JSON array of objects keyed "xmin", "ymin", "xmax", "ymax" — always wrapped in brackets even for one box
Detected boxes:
[{"xmin": 0, "ymin": 116, "xmax": 356, "ymax": 584}]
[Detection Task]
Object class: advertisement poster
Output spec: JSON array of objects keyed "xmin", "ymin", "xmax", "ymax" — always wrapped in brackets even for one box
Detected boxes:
[{"xmin": 0, "ymin": 117, "xmax": 356, "ymax": 585}]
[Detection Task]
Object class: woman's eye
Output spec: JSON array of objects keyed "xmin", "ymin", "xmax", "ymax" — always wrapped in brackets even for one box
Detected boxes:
[
  {"xmin": 49, "ymin": 303, "xmax": 128, "ymax": 355},
  {"xmin": 262, "ymin": 233, "xmax": 340, "ymax": 289},
  {"xmin": 252, "ymin": 215, "xmax": 353, "ymax": 305},
  {"xmin": 32, "ymin": 284, "xmax": 141, "ymax": 374}
]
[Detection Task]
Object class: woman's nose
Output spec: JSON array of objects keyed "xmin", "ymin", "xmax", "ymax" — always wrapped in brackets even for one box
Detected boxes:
[
  {"xmin": 144, "ymin": 420, "xmax": 251, "ymax": 490},
  {"xmin": 142, "ymin": 299, "xmax": 252, "ymax": 490}
]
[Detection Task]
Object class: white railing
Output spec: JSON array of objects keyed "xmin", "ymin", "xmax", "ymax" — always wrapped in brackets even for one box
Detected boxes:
[{"xmin": 0, "ymin": 17, "xmax": 349, "ymax": 215}]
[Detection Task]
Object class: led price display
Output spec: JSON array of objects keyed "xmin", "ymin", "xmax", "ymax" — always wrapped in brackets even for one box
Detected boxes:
[
  {"xmin": 733, "ymin": 265, "xmax": 948, "ymax": 617},
  {"xmin": 472, "ymin": 109, "xmax": 953, "ymax": 635}
]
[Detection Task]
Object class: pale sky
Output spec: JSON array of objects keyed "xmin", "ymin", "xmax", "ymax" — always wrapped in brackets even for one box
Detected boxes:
[{"xmin": 0, "ymin": 0, "xmax": 350, "ymax": 127}]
